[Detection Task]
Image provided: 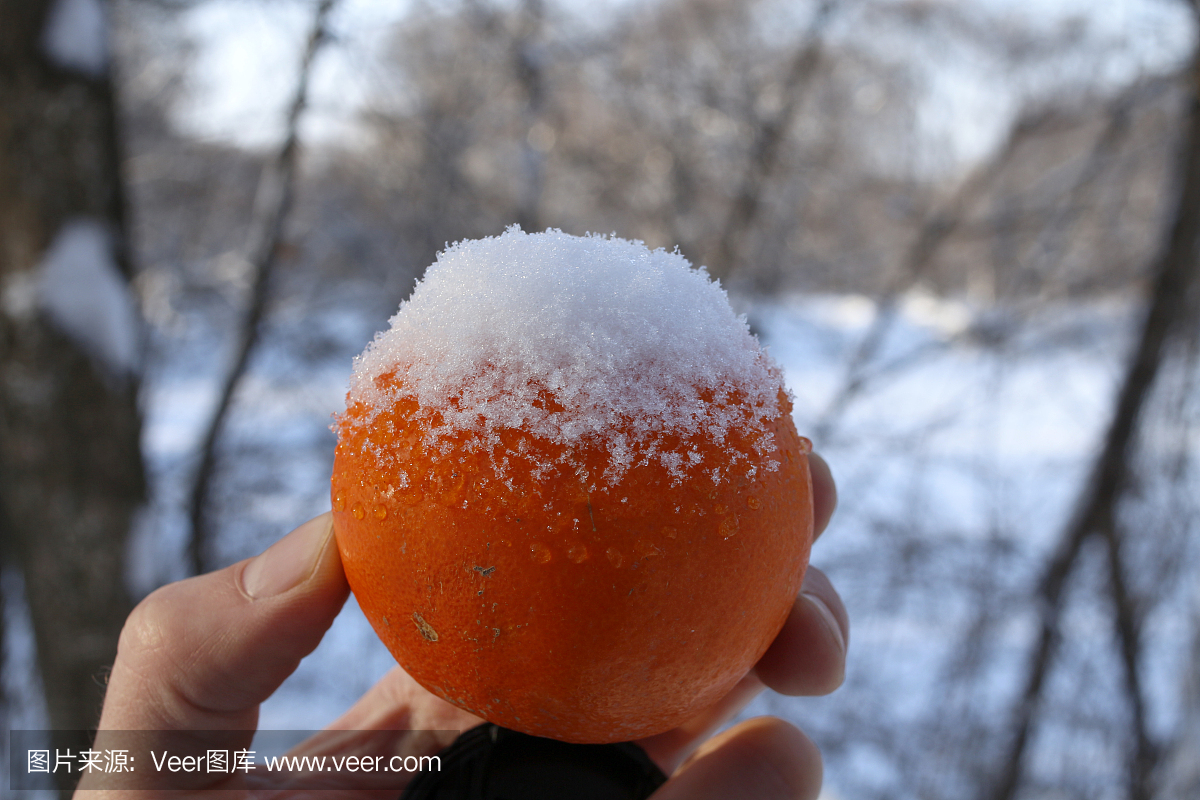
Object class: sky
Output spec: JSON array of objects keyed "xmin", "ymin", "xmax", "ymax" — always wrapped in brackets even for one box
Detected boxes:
[
  {"xmin": 168, "ymin": 0, "xmax": 1195, "ymax": 173},
  {"xmin": 171, "ymin": 0, "xmax": 650, "ymax": 149}
]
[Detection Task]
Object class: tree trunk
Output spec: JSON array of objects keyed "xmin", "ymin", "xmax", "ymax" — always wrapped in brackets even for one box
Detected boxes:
[{"xmin": 0, "ymin": 0, "xmax": 143, "ymax": 792}]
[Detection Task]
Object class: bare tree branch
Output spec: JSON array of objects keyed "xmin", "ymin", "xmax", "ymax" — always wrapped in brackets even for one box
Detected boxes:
[
  {"xmin": 707, "ymin": 0, "xmax": 840, "ymax": 282},
  {"xmin": 810, "ymin": 108, "xmax": 1043, "ymax": 442},
  {"xmin": 1101, "ymin": 514, "xmax": 1156, "ymax": 800},
  {"xmin": 1024, "ymin": 76, "xmax": 1177, "ymax": 297},
  {"xmin": 187, "ymin": 0, "xmax": 337, "ymax": 576}
]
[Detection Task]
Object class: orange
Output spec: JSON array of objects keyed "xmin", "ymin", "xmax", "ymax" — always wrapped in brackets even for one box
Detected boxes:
[{"xmin": 331, "ymin": 372, "xmax": 813, "ymax": 744}]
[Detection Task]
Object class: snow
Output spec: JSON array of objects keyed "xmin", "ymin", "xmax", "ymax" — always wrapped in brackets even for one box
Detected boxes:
[
  {"xmin": 342, "ymin": 227, "xmax": 787, "ymax": 486},
  {"xmin": 35, "ymin": 218, "xmax": 142, "ymax": 378},
  {"xmin": 41, "ymin": 0, "xmax": 109, "ymax": 78}
]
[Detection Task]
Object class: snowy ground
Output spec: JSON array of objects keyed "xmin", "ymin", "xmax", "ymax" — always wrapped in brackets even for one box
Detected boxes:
[{"xmin": 6, "ymin": 283, "xmax": 1190, "ymax": 799}]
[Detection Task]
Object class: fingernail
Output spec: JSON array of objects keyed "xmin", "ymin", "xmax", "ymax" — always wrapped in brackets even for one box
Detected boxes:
[
  {"xmin": 801, "ymin": 590, "xmax": 846, "ymax": 656},
  {"xmin": 243, "ymin": 513, "xmax": 333, "ymax": 599}
]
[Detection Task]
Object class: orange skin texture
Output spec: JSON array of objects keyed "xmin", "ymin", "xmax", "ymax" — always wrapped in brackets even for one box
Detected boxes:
[{"xmin": 331, "ymin": 378, "xmax": 813, "ymax": 744}]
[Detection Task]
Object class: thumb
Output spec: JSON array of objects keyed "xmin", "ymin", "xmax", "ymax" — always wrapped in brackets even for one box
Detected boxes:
[{"xmin": 97, "ymin": 513, "xmax": 348, "ymax": 738}]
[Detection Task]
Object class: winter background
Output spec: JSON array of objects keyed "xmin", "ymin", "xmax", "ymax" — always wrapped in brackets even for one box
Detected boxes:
[{"xmin": 4, "ymin": 0, "xmax": 1200, "ymax": 798}]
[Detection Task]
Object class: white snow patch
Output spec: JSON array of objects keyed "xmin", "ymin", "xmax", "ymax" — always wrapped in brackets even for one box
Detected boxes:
[
  {"xmin": 1, "ymin": 271, "xmax": 38, "ymax": 321},
  {"xmin": 141, "ymin": 378, "xmax": 222, "ymax": 457},
  {"xmin": 900, "ymin": 286, "xmax": 973, "ymax": 336},
  {"xmin": 1, "ymin": 567, "xmax": 51, "ymax": 735},
  {"xmin": 41, "ymin": 0, "xmax": 109, "ymax": 78},
  {"xmin": 342, "ymin": 227, "xmax": 788, "ymax": 486},
  {"xmin": 36, "ymin": 218, "xmax": 141, "ymax": 377}
]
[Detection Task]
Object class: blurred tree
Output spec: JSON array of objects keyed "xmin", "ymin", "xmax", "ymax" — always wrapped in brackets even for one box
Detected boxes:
[
  {"xmin": 991, "ymin": 17, "xmax": 1200, "ymax": 799},
  {"xmin": 0, "ymin": 0, "xmax": 143, "ymax": 791},
  {"xmin": 186, "ymin": 0, "xmax": 336, "ymax": 576}
]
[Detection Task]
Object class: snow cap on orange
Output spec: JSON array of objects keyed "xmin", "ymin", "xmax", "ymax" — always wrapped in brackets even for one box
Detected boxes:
[{"xmin": 345, "ymin": 226, "xmax": 787, "ymax": 488}]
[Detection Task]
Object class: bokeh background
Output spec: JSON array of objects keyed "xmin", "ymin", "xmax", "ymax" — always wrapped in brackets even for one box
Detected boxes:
[{"xmin": 3, "ymin": 0, "xmax": 1200, "ymax": 798}]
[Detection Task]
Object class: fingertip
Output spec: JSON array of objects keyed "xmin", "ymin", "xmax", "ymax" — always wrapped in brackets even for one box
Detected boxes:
[
  {"xmin": 289, "ymin": 511, "xmax": 350, "ymax": 603},
  {"xmin": 808, "ymin": 452, "xmax": 836, "ymax": 540},
  {"xmin": 637, "ymin": 672, "xmax": 766, "ymax": 774},
  {"xmin": 800, "ymin": 567, "xmax": 849, "ymax": 650},
  {"xmin": 242, "ymin": 512, "xmax": 340, "ymax": 599},
  {"xmin": 654, "ymin": 717, "xmax": 822, "ymax": 800},
  {"xmin": 755, "ymin": 567, "xmax": 848, "ymax": 697}
]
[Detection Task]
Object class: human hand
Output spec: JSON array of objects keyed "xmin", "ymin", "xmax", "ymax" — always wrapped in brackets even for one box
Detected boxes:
[{"xmin": 84, "ymin": 454, "xmax": 845, "ymax": 799}]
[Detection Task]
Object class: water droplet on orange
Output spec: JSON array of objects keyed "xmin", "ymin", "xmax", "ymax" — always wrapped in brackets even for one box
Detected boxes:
[
  {"xmin": 352, "ymin": 503, "xmax": 366, "ymax": 520},
  {"xmin": 606, "ymin": 547, "xmax": 624, "ymax": 568},
  {"xmin": 530, "ymin": 542, "xmax": 553, "ymax": 564},
  {"xmin": 797, "ymin": 436, "xmax": 813, "ymax": 454},
  {"xmin": 374, "ymin": 506, "xmax": 388, "ymax": 520},
  {"xmin": 719, "ymin": 516, "xmax": 739, "ymax": 539},
  {"xmin": 746, "ymin": 496, "xmax": 761, "ymax": 510},
  {"xmin": 334, "ymin": 493, "xmax": 346, "ymax": 512},
  {"xmin": 714, "ymin": 504, "xmax": 728, "ymax": 516},
  {"xmin": 567, "ymin": 543, "xmax": 589, "ymax": 563},
  {"xmin": 662, "ymin": 526, "xmax": 678, "ymax": 539}
]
